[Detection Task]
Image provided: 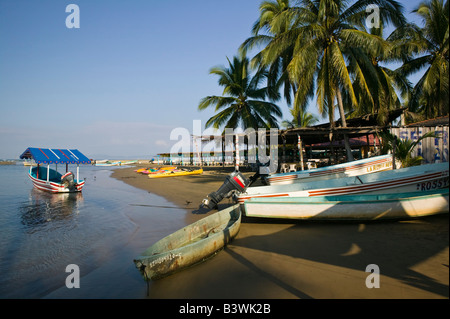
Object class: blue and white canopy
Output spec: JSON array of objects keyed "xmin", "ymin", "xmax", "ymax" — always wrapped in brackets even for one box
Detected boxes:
[{"xmin": 20, "ymin": 147, "xmax": 91, "ymax": 164}]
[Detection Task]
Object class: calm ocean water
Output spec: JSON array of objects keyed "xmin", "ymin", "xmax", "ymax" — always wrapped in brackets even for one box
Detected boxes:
[{"xmin": 0, "ymin": 163, "xmax": 187, "ymax": 298}]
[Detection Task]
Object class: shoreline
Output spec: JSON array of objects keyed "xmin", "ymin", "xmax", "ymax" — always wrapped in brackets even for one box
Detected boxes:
[{"xmin": 111, "ymin": 165, "xmax": 449, "ymax": 299}]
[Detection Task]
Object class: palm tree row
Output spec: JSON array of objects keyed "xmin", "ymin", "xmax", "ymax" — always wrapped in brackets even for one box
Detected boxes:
[{"xmin": 198, "ymin": 0, "xmax": 449, "ymax": 160}]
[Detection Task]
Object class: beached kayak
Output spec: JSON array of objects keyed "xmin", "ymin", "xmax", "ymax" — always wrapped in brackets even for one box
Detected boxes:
[
  {"xmin": 133, "ymin": 204, "xmax": 241, "ymax": 280},
  {"xmin": 148, "ymin": 168, "xmax": 203, "ymax": 178}
]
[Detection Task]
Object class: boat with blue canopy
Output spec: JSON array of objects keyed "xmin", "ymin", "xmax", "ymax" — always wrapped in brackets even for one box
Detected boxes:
[{"xmin": 19, "ymin": 147, "xmax": 91, "ymax": 193}]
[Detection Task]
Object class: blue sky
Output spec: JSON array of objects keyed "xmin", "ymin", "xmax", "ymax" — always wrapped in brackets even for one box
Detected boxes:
[{"xmin": 0, "ymin": 0, "xmax": 424, "ymax": 159}]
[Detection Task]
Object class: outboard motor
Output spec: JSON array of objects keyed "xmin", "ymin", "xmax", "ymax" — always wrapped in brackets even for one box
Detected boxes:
[
  {"xmin": 61, "ymin": 172, "xmax": 76, "ymax": 191},
  {"xmin": 201, "ymin": 171, "xmax": 250, "ymax": 209}
]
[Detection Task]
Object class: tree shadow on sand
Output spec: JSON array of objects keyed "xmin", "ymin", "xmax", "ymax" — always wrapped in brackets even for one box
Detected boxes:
[{"xmin": 228, "ymin": 214, "xmax": 449, "ymax": 298}]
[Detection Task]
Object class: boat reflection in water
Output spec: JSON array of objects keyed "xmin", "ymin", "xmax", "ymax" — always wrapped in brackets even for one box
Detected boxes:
[{"xmin": 20, "ymin": 189, "xmax": 84, "ymax": 229}]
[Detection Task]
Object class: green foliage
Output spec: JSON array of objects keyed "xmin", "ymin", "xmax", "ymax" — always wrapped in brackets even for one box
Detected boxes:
[
  {"xmin": 379, "ymin": 130, "xmax": 440, "ymax": 167},
  {"xmin": 198, "ymin": 53, "xmax": 282, "ymax": 131},
  {"xmin": 201, "ymin": 0, "xmax": 449, "ymax": 136},
  {"xmin": 281, "ymin": 106, "xmax": 318, "ymax": 128},
  {"xmin": 396, "ymin": 0, "xmax": 449, "ymax": 119}
]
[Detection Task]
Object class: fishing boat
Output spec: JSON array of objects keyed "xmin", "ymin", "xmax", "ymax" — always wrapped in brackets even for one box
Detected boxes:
[
  {"xmin": 20, "ymin": 147, "xmax": 91, "ymax": 193},
  {"xmin": 236, "ymin": 162, "xmax": 449, "ymax": 203},
  {"xmin": 265, "ymin": 154, "xmax": 393, "ymax": 185},
  {"xmin": 95, "ymin": 160, "xmax": 121, "ymax": 166},
  {"xmin": 148, "ymin": 168, "xmax": 203, "ymax": 178},
  {"xmin": 133, "ymin": 204, "xmax": 241, "ymax": 281},
  {"xmin": 243, "ymin": 189, "xmax": 449, "ymax": 220}
]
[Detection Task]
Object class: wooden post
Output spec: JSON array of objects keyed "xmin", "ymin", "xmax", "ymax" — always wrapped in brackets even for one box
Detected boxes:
[
  {"xmin": 235, "ymin": 134, "xmax": 239, "ymax": 171},
  {"xmin": 194, "ymin": 136, "xmax": 202, "ymax": 169},
  {"xmin": 392, "ymin": 136, "xmax": 397, "ymax": 169},
  {"xmin": 298, "ymin": 134, "xmax": 304, "ymax": 171}
]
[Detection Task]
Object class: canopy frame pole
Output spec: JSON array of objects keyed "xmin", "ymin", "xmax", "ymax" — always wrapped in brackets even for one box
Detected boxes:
[
  {"xmin": 77, "ymin": 164, "xmax": 79, "ymax": 183},
  {"xmin": 47, "ymin": 164, "xmax": 50, "ymax": 184}
]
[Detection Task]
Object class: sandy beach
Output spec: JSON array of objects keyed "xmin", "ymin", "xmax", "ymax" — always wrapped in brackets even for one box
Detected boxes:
[{"xmin": 111, "ymin": 164, "xmax": 449, "ymax": 299}]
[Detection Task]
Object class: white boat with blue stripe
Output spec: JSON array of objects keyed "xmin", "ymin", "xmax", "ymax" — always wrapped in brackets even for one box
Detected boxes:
[
  {"xmin": 265, "ymin": 154, "xmax": 393, "ymax": 185},
  {"xmin": 237, "ymin": 162, "xmax": 449, "ymax": 203}
]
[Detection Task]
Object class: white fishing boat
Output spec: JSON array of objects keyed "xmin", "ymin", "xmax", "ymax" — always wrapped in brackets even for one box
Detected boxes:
[
  {"xmin": 94, "ymin": 160, "xmax": 121, "ymax": 166},
  {"xmin": 236, "ymin": 162, "xmax": 449, "ymax": 203},
  {"xmin": 243, "ymin": 189, "xmax": 449, "ymax": 220},
  {"xmin": 265, "ymin": 154, "xmax": 393, "ymax": 185},
  {"xmin": 20, "ymin": 147, "xmax": 91, "ymax": 193}
]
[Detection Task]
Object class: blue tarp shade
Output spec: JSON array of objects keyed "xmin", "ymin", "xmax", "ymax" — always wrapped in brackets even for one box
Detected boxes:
[{"xmin": 20, "ymin": 147, "xmax": 91, "ymax": 164}]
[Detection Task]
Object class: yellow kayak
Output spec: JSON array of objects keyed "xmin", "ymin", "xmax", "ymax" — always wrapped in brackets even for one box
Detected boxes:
[
  {"xmin": 135, "ymin": 166, "xmax": 177, "ymax": 174},
  {"xmin": 148, "ymin": 168, "xmax": 203, "ymax": 178}
]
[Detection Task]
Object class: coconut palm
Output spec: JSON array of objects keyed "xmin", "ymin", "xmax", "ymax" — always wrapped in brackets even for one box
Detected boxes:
[
  {"xmin": 282, "ymin": 106, "xmax": 319, "ymax": 128},
  {"xmin": 346, "ymin": 24, "xmax": 413, "ymax": 125},
  {"xmin": 379, "ymin": 130, "xmax": 439, "ymax": 167},
  {"xmin": 241, "ymin": 0, "xmax": 297, "ymax": 106},
  {"xmin": 396, "ymin": 0, "xmax": 449, "ymax": 118},
  {"xmin": 198, "ymin": 53, "xmax": 282, "ymax": 131},
  {"xmin": 246, "ymin": 0, "xmax": 406, "ymax": 161}
]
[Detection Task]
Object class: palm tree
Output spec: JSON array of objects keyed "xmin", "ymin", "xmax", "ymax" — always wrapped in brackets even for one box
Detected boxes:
[
  {"xmin": 282, "ymin": 106, "xmax": 318, "ymax": 128},
  {"xmin": 397, "ymin": 0, "xmax": 449, "ymax": 119},
  {"xmin": 198, "ymin": 53, "xmax": 282, "ymax": 131},
  {"xmin": 379, "ymin": 130, "xmax": 439, "ymax": 167},
  {"xmin": 246, "ymin": 0, "xmax": 406, "ymax": 161},
  {"xmin": 241, "ymin": 0, "xmax": 299, "ymax": 108},
  {"xmin": 346, "ymin": 24, "xmax": 413, "ymax": 125}
]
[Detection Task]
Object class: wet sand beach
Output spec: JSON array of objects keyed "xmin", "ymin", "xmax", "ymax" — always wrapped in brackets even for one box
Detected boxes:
[{"xmin": 111, "ymin": 164, "xmax": 449, "ymax": 299}]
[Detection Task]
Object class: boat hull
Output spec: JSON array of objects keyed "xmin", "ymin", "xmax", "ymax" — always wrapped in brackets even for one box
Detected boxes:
[
  {"xmin": 28, "ymin": 171, "xmax": 85, "ymax": 193},
  {"xmin": 237, "ymin": 162, "xmax": 449, "ymax": 203},
  {"xmin": 265, "ymin": 155, "xmax": 393, "ymax": 185},
  {"xmin": 133, "ymin": 204, "xmax": 241, "ymax": 280},
  {"xmin": 243, "ymin": 189, "xmax": 449, "ymax": 220}
]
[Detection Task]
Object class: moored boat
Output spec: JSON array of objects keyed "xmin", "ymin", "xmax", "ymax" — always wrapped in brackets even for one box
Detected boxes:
[
  {"xmin": 95, "ymin": 160, "xmax": 121, "ymax": 166},
  {"xmin": 236, "ymin": 162, "xmax": 449, "ymax": 203},
  {"xmin": 20, "ymin": 147, "xmax": 91, "ymax": 193},
  {"xmin": 265, "ymin": 154, "xmax": 393, "ymax": 185},
  {"xmin": 133, "ymin": 204, "xmax": 241, "ymax": 281},
  {"xmin": 243, "ymin": 189, "xmax": 449, "ymax": 220}
]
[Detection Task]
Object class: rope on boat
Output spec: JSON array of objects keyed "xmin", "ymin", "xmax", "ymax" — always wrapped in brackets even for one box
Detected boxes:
[
  {"xmin": 135, "ymin": 260, "xmax": 150, "ymax": 296},
  {"xmin": 130, "ymin": 204, "xmax": 196, "ymax": 210}
]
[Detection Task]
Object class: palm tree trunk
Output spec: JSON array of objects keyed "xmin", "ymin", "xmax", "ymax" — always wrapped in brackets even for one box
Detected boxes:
[
  {"xmin": 336, "ymin": 89, "xmax": 354, "ymax": 161},
  {"xmin": 329, "ymin": 105, "xmax": 336, "ymax": 164}
]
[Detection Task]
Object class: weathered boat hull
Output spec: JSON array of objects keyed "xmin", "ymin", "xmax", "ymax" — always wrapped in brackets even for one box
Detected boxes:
[
  {"xmin": 265, "ymin": 155, "xmax": 393, "ymax": 185},
  {"xmin": 237, "ymin": 162, "xmax": 449, "ymax": 203},
  {"xmin": 243, "ymin": 189, "xmax": 449, "ymax": 220},
  {"xmin": 133, "ymin": 204, "xmax": 241, "ymax": 281}
]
